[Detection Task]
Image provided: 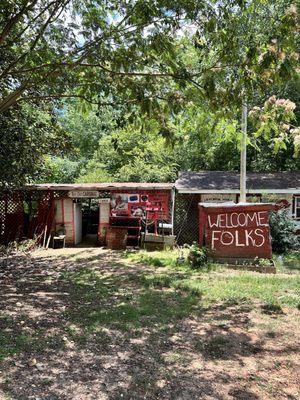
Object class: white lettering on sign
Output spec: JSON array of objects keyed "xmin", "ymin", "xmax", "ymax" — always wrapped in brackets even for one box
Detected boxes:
[
  {"xmin": 211, "ymin": 230, "xmax": 221, "ymax": 249},
  {"xmin": 208, "ymin": 212, "xmax": 268, "ymax": 229},
  {"xmin": 254, "ymin": 228, "xmax": 265, "ymax": 247},
  {"xmin": 211, "ymin": 228, "xmax": 266, "ymax": 249},
  {"xmin": 208, "ymin": 211, "xmax": 269, "ymax": 250}
]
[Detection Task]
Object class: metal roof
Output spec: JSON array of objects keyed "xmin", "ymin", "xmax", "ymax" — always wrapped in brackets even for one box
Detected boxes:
[
  {"xmin": 175, "ymin": 171, "xmax": 300, "ymax": 193},
  {"xmin": 27, "ymin": 182, "xmax": 174, "ymax": 191}
]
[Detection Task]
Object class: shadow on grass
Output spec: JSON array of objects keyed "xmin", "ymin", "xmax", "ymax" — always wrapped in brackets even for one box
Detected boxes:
[
  {"xmin": 59, "ymin": 266, "xmax": 200, "ymax": 332},
  {"xmin": 194, "ymin": 331, "xmax": 264, "ymax": 360},
  {"xmin": 0, "ymin": 249, "xmax": 299, "ymax": 400}
]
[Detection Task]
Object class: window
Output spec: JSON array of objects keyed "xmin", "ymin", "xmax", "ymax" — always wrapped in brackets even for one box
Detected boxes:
[{"xmin": 295, "ymin": 196, "xmax": 300, "ymax": 219}]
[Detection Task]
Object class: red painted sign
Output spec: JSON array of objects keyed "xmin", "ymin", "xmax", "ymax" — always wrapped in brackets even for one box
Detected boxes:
[
  {"xmin": 199, "ymin": 203, "xmax": 275, "ymax": 260},
  {"xmin": 110, "ymin": 189, "xmax": 170, "ymax": 220}
]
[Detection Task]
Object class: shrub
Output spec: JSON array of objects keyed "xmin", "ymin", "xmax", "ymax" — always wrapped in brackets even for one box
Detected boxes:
[
  {"xmin": 0, "ymin": 239, "xmax": 37, "ymax": 257},
  {"xmin": 187, "ymin": 243, "xmax": 207, "ymax": 269},
  {"xmin": 269, "ymin": 209, "xmax": 298, "ymax": 253}
]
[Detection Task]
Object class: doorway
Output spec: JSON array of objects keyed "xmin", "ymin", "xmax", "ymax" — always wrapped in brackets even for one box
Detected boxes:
[{"xmin": 74, "ymin": 199, "xmax": 99, "ymax": 246}]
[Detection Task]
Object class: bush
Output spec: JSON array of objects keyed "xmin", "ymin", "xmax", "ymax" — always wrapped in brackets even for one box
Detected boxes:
[
  {"xmin": 187, "ymin": 243, "xmax": 207, "ymax": 269},
  {"xmin": 269, "ymin": 209, "xmax": 298, "ymax": 253},
  {"xmin": 0, "ymin": 239, "xmax": 37, "ymax": 257}
]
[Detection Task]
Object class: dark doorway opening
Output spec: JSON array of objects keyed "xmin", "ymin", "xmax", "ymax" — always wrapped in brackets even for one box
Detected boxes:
[{"xmin": 81, "ymin": 199, "xmax": 99, "ymax": 246}]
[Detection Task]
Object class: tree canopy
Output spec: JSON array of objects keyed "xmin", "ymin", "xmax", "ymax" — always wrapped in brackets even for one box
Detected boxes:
[
  {"xmin": 1, "ymin": 0, "xmax": 298, "ymax": 113},
  {"xmin": 0, "ymin": 103, "xmax": 71, "ymax": 188},
  {"xmin": 0, "ymin": 1, "xmax": 299, "ymax": 187},
  {"xmin": 38, "ymin": 92, "xmax": 300, "ymax": 184}
]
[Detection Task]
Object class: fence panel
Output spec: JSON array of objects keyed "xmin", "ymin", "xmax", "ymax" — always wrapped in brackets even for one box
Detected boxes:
[{"xmin": 174, "ymin": 193, "xmax": 200, "ymax": 245}]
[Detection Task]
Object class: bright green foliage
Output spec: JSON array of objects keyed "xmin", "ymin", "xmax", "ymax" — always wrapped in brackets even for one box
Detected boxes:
[
  {"xmin": 187, "ymin": 243, "xmax": 208, "ymax": 269},
  {"xmin": 249, "ymin": 95, "xmax": 299, "ymax": 156},
  {"xmin": 59, "ymin": 104, "xmax": 117, "ymax": 159},
  {"xmin": 39, "ymin": 156, "xmax": 82, "ymax": 184},
  {"xmin": 249, "ymin": 75, "xmax": 300, "ymax": 163},
  {"xmin": 73, "ymin": 104, "xmax": 243, "ymax": 183},
  {"xmin": 62, "ymin": 96, "xmax": 300, "ymax": 183},
  {"xmin": 269, "ymin": 210, "xmax": 299, "ymax": 253},
  {"xmin": 75, "ymin": 161, "xmax": 114, "ymax": 183},
  {"xmin": 77, "ymin": 121, "xmax": 179, "ymax": 182},
  {"xmin": 0, "ymin": 104, "xmax": 71, "ymax": 189},
  {"xmin": 171, "ymin": 105, "xmax": 241, "ymax": 171},
  {"xmin": 1, "ymin": 1, "xmax": 299, "ymax": 187}
]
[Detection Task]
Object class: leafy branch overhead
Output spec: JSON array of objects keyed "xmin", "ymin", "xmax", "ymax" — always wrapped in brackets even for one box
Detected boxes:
[
  {"xmin": 249, "ymin": 96, "xmax": 300, "ymax": 156},
  {"xmin": 0, "ymin": 1, "xmax": 299, "ymax": 115},
  {"xmin": 0, "ymin": 1, "xmax": 299, "ymax": 188}
]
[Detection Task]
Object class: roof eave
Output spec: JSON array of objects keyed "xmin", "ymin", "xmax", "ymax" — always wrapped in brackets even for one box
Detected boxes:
[{"xmin": 176, "ymin": 188, "xmax": 300, "ymax": 194}]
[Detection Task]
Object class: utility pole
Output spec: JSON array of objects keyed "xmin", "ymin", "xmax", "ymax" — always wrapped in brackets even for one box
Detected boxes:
[{"xmin": 239, "ymin": 99, "xmax": 247, "ymax": 203}]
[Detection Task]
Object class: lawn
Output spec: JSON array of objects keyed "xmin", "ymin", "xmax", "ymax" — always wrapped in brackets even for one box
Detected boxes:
[
  {"xmin": 0, "ymin": 247, "xmax": 299, "ymax": 399},
  {"xmin": 126, "ymin": 250, "xmax": 300, "ymax": 308}
]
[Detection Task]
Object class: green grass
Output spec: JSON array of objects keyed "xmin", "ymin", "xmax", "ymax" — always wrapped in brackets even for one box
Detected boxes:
[
  {"xmin": 0, "ymin": 331, "xmax": 33, "ymax": 360},
  {"xmin": 174, "ymin": 273, "xmax": 300, "ymax": 307},
  {"xmin": 91, "ymin": 291, "xmax": 195, "ymax": 326},
  {"xmin": 1, "ymin": 249, "xmax": 299, "ymax": 367},
  {"xmin": 125, "ymin": 249, "xmax": 182, "ymax": 268},
  {"xmin": 58, "ymin": 249, "xmax": 300, "ymax": 339},
  {"xmin": 274, "ymin": 251, "xmax": 300, "ymax": 273},
  {"xmin": 59, "ymin": 263, "xmax": 199, "ymax": 332},
  {"xmin": 126, "ymin": 250, "xmax": 300, "ymax": 308}
]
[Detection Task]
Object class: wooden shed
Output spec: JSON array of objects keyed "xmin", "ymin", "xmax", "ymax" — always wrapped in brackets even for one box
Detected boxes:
[
  {"xmin": 174, "ymin": 171, "xmax": 300, "ymax": 245},
  {"xmin": 4, "ymin": 182, "xmax": 175, "ymax": 247}
]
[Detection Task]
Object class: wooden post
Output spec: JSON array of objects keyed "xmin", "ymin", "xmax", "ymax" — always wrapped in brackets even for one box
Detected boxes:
[
  {"xmin": 198, "ymin": 206, "xmax": 206, "ymax": 247},
  {"xmin": 240, "ymin": 100, "xmax": 247, "ymax": 203},
  {"xmin": 171, "ymin": 187, "xmax": 175, "ymax": 236},
  {"xmin": 43, "ymin": 225, "xmax": 48, "ymax": 248}
]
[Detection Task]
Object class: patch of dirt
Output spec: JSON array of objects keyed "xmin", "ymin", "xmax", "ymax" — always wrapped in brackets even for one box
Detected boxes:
[{"xmin": 0, "ymin": 247, "xmax": 299, "ymax": 400}]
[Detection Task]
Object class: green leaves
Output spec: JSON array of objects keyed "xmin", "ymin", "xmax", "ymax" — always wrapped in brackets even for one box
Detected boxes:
[
  {"xmin": 249, "ymin": 95, "xmax": 299, "ymax": 155},
  {"xmin": 0, "ymin": 102, "xmax": 72, "ymax": 189},
  {"xmin": 0, "ymin": 0, "xmax": 298, "ymax": 118},
  {"xmin": 0, "ymin": 0, "xmax": 299, "ymax": 188},
  {"xmin": 74, "ymin": 117, "xmax": 179, "ymax": 183}
]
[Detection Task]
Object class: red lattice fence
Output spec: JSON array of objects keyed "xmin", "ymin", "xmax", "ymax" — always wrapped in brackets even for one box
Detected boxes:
[
  {"xmin": 27, "ymin": 191, "xmax": 55, "ymax": 244},
  {"xmin": 0, "ymin": 192, "xmax": 24, "ymax": 244},
  {"xmin": 0, "ymin": 190, "xmax": 59, "ymax": 245}
]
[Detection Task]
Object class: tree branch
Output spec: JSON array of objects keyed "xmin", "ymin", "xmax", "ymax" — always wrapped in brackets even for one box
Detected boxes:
[
  {"xmin": 10, "ymin": 0, "xmax": 59, "ymax": 43},
  {"xmin": 0, "ymin": 0, "xmax": 68, "ymax": 81},
  {"xmin": 73, "ymin": 16, "xmax": 175, "ymax": 62},
  {"xmin": 0, "ymin": 85, "xmax": 27, "ymax": 113},
  {"xmin": 11, "ymin": 61, "xmax": 188, "ymax": 79},
  {"xmin": 0, "ymin": 0, "xmax": 39, "ymax": 46},
  {"xmin": 17, "ymin": 93, "xmax": 117, "ymax": 106},
  {"xmin": 28, "ymin": 0, "xmax": 64, "ymax": 51}
]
